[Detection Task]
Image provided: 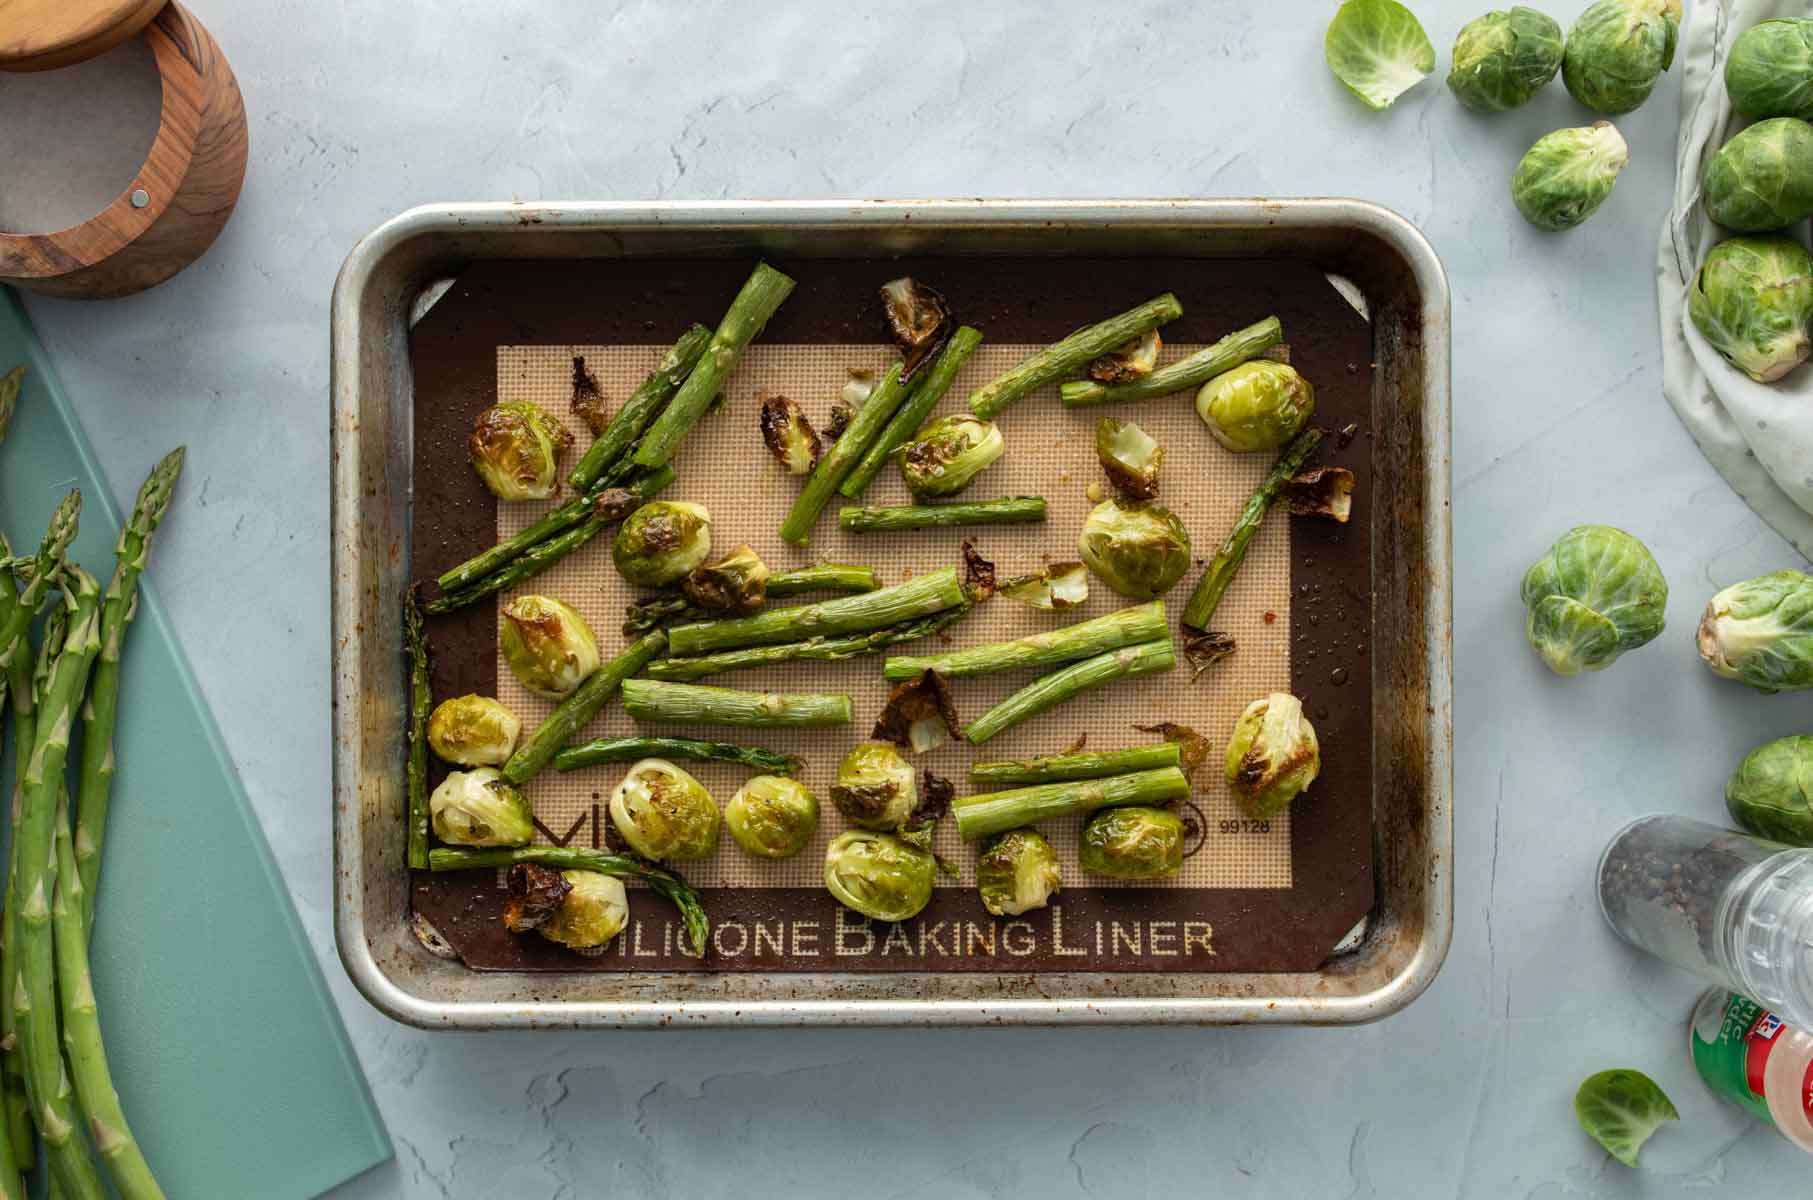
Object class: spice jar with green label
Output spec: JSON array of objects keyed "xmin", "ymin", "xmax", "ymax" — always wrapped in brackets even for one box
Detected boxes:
[{"xmin": 1690, "ymin": 990, "xmax": 1813, "ymax": 1154}]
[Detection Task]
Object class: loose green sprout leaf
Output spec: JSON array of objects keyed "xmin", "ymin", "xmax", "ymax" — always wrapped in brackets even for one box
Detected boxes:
[
  {"xmin": 1078, "ymin": 807, "xmax": 1185, "ymax": 879},
  {"xmin": 499, "ymin": 595, "xmax": 601, "ymax": 699},
  {"xmin": 469, "ymin": 401, "xmax": 574, "ymax": 501},
  {"xmin": 1095, "ymin": 417, "xmax": 1164, "ymax": 499},
  {"xmin": 1574, "ymin": 1069, "xmax": 1678, "ymax": 1167},
  {"xmin": 1225, "ymin": 694, "xmax": 1321, "ymax": 819},
  {"xmin": 430, "ymin": 768, "xmax": 535, "ymax": 847},
  {"xmin": 1077, "ymin": 499, "xmax": 1192, "ymax": 600},
  {"xmin": 1324, "ymin": 0, "xmax": 1436, "ymax": 110},
  {"xmin": 1688, "ymin": 235, "xmax": 1813, "ymax": 383},
  {"xmin": 1512, "ymin": 123, "xmax": 1629, "ymax": 231},
  {"xmin": 1561, "ymin": 0, "xmax": 1681, "ymax": 116},
  {"xmin": 1089, "ymin": 330, "xmax": 1161, "ymax": 384},
  {"xmin": 1726, "ymin": 19, "xmax": 1813, "ymax": 121},
  {"xmin": 427, "ymin": 694, "xmax": 521, "ymax": 766},
  {"xmin": 1520, "ymin": 525, "xmax": 1667, "ymax": 675},
  {"xmin": 831, "ymin": 740, "xmax": 918, "ymax": 830},
  {"xmin": 1195, "ymin": 361, "xmax": 1316, "ymax": 452},
  {"xmin": 1697, "ymin": 569, "xmax": 1813, "ymax": 692},
  {"xmin": 824, "ymin": 830, "xmax": 936, "ymax": 922},
  {"xmin": 976, "ymin": 828, "xmax": 1062, "ymax": 917},
  {"xmin": 1447, "ymin": 7, "xmax": 1564, "ymax": 112},
  {"xmin": 999, "ymin": 562, "xmax": 1089, "ymax": 611},
  {"xmin": 613, "ymin": 500, "xmax": 714, "ymax": 587},
  {"xmin": 608, "ymin": 758, "xmax": 721, "ymax": 860},
  {"xmin": 1726, "ymin": 734, "xmax": 1813, "ymax": 845},
  {"xmin": 899, "ymin": 414, "xmax": 1006, "ymax": 498},
  {"xmin": 726, "ymin": 775, "xmax": 820, "ymax": 859},
  {"xmin": 1704, "ymin": 119, "xmax": 1813, "ymax": 234}
]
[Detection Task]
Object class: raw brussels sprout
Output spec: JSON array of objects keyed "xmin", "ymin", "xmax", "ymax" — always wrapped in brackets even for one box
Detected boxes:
[
  {"xmin": 976, "ymin": 828, "xmax": 1062, "ymax": 917},
  {"xmin": 1704, "ymin": 118, "xmax": 1813, "ymax": 233},
  {"xmin": 726, "ymin": 775, "xmax": 820, "ymax": 859},
  {"xmin": 823, "ymin": 830, "xmax": 936, "ymax": 922},
  {"xmin": 1225, "ymin": 693, "xmax": 1321, "ymax": 820},
  {"xmin": 1574, "ymin": 1069, "xmax": 1678, "ymax": 1168},
  {"xmin": 830, "ymin": 740, "xmax": 917, "ymax": 831},
  {"xmin": 1324, "ymin": 0, "xmax": 1435, "ymax": 111},
  {"xmin": 1519, "ymin": 525, "xmax": 1667, "ymax": 675},
  {"xmin": 1447, "ymin": 7, "xmax": 1565, "ymax": 112},
  {"xmin": 1696, "ymin": 570, "xmax": 1813, "ymax": 693},
  {"xmin": 1089, "ymin": 329, "xmax": 1161, "ymax": 383},
  {"xmin": 683, "ymin": 544, "xmax": 770, "ymax": 614},
  {"xmin": 1078, "ymin": 807, "xmax": 1185, "ymax": 880},
  {"xmin": 1095, "ymin": 417, "xmax": 1164, "ymax": 499},
  {"xmin": 1725, "ymin": 734, "xmax": 1813, "ymax": 845},
  {"xmin": 539, "ymin": 870, "xmax": 630, "ymax": 951},
  {"xmin": 1726, "ymin": 18, "xmax": 1813, "ymax": 121},
  {"xmin": 1511, "ymin": 122, "xmax": 1629, "ymax": 231},
  {"xmin": 898, "ymin": 414, "xmax": 1005, "ymax": 498},
  {"xmin": 499, "ymin": 595, "xmax": 600, "ymax": 699},
  {"xmin": 609, "ymin": 758, "xmax": 720, "ymax": 860},
  {"xmin": 468, "ymin": 401, "xmax": 573, "ymax": 502},
  {"xmin": 426, "ymin": 694, "xmax": 521, "ymax": 766},
  {"xmin": 1077, "ymin": 498, "xmax": 1192, "ymax": 600},
  {"xmin": 429, "ymin": 767, "xmax": 534, "ymax": 846},
  {"xmin": 613, "ymin": 500, "xmax": 713, "ymax": 587},
  {"xmin": 1688, "ymin": 235, "xmax": 1813, "ymax": 383},
  {"xmin": 1561, "ymin": 0, "xmax": 1681, "ymax": 116},
  {"xmin": 1195, "ymin": 361, "xmax": 1315, "ymax": 453}
]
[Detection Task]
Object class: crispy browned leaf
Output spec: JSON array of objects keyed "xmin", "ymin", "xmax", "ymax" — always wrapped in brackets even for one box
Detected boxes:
[
  {"xmin": 879, "ymin": 277, "xmax": 953, "ymax": 380},
  {"xmin": 961, "ymin": 539, "xmax": 997, "ymax": 601},
  {"xmin": 1134, "ymin": 721, "xmax": 1214, "ymax": 784},
  {"xmin": 1282, "ymin": 466, "xmax": 1355, "ymax": 523},
  {"xmin": 503, "ymin": 863, "xmax": 572, "ymax": 933},
  {"xmin": 570, "ymin": 356, "xmax": 609, "ymax": 435},
  {"xmin": 872, "ymin": 670, "xmax": 963, "ymax": 754},
  {"xmin": 1179, "ymin": 630, "xmax": 1237, "ymax": 680}
]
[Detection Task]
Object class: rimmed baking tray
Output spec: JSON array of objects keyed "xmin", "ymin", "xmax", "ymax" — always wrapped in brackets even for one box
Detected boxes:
[{"xmin": 331, "ymin": 199, "xmax": 1451, "ymax": 1028}]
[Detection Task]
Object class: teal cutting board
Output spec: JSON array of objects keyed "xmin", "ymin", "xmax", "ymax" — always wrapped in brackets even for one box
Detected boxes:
[{"xmin": 0, "ymin": 289, "xmax": 390, "ymax": 1198}]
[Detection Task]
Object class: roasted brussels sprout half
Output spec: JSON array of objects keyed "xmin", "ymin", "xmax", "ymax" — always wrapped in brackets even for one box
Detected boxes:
[
  {"xmin": 1511, "ymin": 122, "xmax": 1629, "ymax": 231},
  {"xmin": 1688, "ymin": 235, "xmax": 1813, "ymax": 383},
  {"xmin": 500, "ymin": 595, "xmax": 601, "ymax": 699},
  {"xmin": 426, "ymin": 694, "xmax": 521, "ymax": 766},
  {"xmin": 1704, "ymin": 119, "xmax": 1813, "ymax": 234},
  {"xmin": 608, "ymin": 758, "xmax": 721, "ymax": 860},
  {"xmin": 1447, "ymin": 7, "xmax": 1564, "ymax": 112},
  {"xmin": 898, "ymin": 414, "xmax": 1005, "ymax": 498},
  {"xmin": 759, "ymin": 393, "xmax": 821, "ymax": 475},
  {"xmin": 1078, "ymin": 807, "xmax": 1185, "ymax": 880},
  {"xmin": 1195, "ymin": 361, "xmax": 1315, "ymax": 453},
  {"xmin": 429, "ymin": 767, "xmax": 534, "ymax": 846},
  {"xmin": 1324, "ymin": 0, "xmax": 1435, "ymax": 110},
  {"xmin": 824, "ymin": 830, "xmax": 936, "ymax": 922},
  {"xmin": 726, "ymin": 775, "xmax": 820, "ymax": 859},
  {"xmin": 539, "ymin": 870, "xmax": 630, "ymax": 951},
  {"xmin": 1077, "ymin": 498, "xmax": 1192, "ymax": 600},
  {"xmin": 682, "ymin": 544, "xmax": 770, "ymax": 615},
  {"xmin": 612, "ymin": 500, "xmax": 714, "ymax": 587},
  {"xmin": 1726, "ymin": 734, "xmax": 1813, "ymax": 846},
  {"xmin": 1520, "ymin": 525, "xmax": 1667, "ymax": 675},
  {"xmin": 1725, "ymin": 18, "xmax": 1813, "ymax": 121},
  {"xmin": 999, "ymin": 562, "xmax": 1089, "ymax": 611},
  {"xmin": 879, "ymin": 277, "xmax": 952, "ymax": 379},
  {"xmin": 1696, "ymin": 570, "xmax": 1813, "ymax": 693},
  {"xmin": 1281, "ymin": 466, "xmax": 1354, "ymax": 523},
  {"xmin": 1225, "ymin": 693, "xmax": 1321, "ymax": 820},
  {"xmin": 1095, "ymin": 417, "xmax": 1164, "ymax": 499},
  {"xmin": 468, "ymin": 400, "xmax": 573, "ymax": 502},
  {"xmin": 1089, "ymin": 329, "xmax": 1161, "ymax": 383},
  {"xmin": 1561, "ymin": 0, "xmax": 1681, "ymax": 116},
  {"xmin": 976, "ymin": 828, "xmax": 1062, "ymax": 916},
  {"xmin": 830, "ymin": 740, "xmax": 917, "ymax": 830}
]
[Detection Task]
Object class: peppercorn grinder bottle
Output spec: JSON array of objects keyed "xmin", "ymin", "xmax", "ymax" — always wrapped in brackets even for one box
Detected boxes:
[
  {"xmin": 1598, "ymin": 815, "xmax": 1813, "ymax": 1028},
  {"xmin": 1690, "ymin": 989, "xmax": 1813, "ymax": 1154}
]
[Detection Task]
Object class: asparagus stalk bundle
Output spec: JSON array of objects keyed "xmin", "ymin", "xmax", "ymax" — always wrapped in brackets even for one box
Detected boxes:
[
  {"xmin": 1058, "ymin": 316, "xmax": 1283, "ymax": 408},
  {"xmin": 669, "ymin": 566, "xmax": 966, "ymax": 656},
  {"xmin": 403, "ymin": 590, "xmax": 432, "ymax": 869},
  {"xmin": 568, "ymin": 325, "xmax": 712, "ymax": 491},
  {"xmin": 502, "ymin": 630, "xmax": 668, "ymax": 786},
  {"xmin": 623, "ymin": 563, "xmax": 879, "ymax": 635},
  {"xmin": 969, "ymin": 741, "xmax": 1182, "ymax": 786},
  {"xmin": 779, "ymin": 363, "xmax": 909, "ymax": 545},
  {"xmin": 967, "ymin": 294, "xmax": 1183, "ymax": 420},
  {"xmin": 953, "ymin": 766, "xmax": 1192, "ymax": 840},
  {"xmin": 646, "ymin": 606, "xmax": 968, "ymax": 682},
  {"xmin": 621, "ymin": 679, "xmax": 853, "ymax": 728},
  {"xmin": 554, "ymin": 736, "xmax": 802, "ymax": 776},
  {"xmin": 963, "ymin": 639, "xmax": 1177, "ymax": 745},
  {"xmin": 883, "ymin": 599, "xmax": 1166, "ymax": 681},
  {"xmin": 840, "ymin": 326, "xmax": 984, "ymax": 500},
  {"xmin": 1181, "ymin": 428, "xmax": 1324, "ymax": 632},
  {"xmin": 0, "ymin": 551, "xmax": 29, "ymax": 1187},
  {"xmin": 839, "ymin": 497, "xmax": 1046, "ymax": 534},
  {"xmin": 0, "ymin": 491, "xmax": 80, "ymax": 679}
]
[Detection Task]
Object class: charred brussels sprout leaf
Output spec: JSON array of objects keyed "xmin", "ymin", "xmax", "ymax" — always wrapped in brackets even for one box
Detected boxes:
[
  {"xmin": 759, "ymin": 393, "xmax": 822, "ymax": 475},
  {"xmin": 430, "ymin": 768, "xmax": 534, "ymax": 846},
  {"xmin": 1078, "ymin": 807, "xmax": 1185, "ymax": 880},
  {"xmin": 569, "ymin": 356, "xmax": 608, "ymax": 436},
  {"xmin": 1512, "ymin": 122, "xmax": 1629, "ymax": 231},
  {"xmin": 824, "ymin": 830, "xmax": 936, "ymax": 921},
  {"xmin": 726, "ymin": 775, "xmax": 820, "ymax": 859},
  {"xmin": 1282, "ymin": 466, "xmax": 1355, "ymax": 523},
  {"xmin": 871, "ymin": 672, "xmax": 962, "ymax": 754},
  {"xmin": 1089, "ymin": 329, "xmax": 1161, "ymax": 384},
  {"xmin": 1575, "ymin": 1070, "xmax": 1678, "ymax": 1167},
  {"xmin": 537, "ymin": 871, "xmax": 630, "ymax": 950},
  {"xmin": 1688, "ymin": 235, "xmax": 1813, "ymax": 383},
  {"xmin": 1095, "ymin": 417, "xmax": 1164, "ymax": 499},
  {"xmin": 999, "ymin": 562, "xmax": 1089, "ymax": 611},
  {"xmin": 1324, "ymin": 0, "xmax": 1436, "ymax": 110},
  {"xmin": 1224, "ymin": 693, "xmax": 1321, "ymax": 819},
  {"xmin": 609, "ymin": 758, "xmax": 721, "ymax": 860},
  {"xmin": 880, "ymin": 277, "xmax": 953, "ymax": 380},
  {"xmin": 831, "ymin": 740, "xmax": 918, "ymax": 830},
  {"xmin": 1562, "ymin": 0, "xmax": 1681, "ymax": 116},
  {"xmin": 500, "ymin": 595, "xmax": 601, "ymax": 699},
  {"xmin": 1447, "ymin": 7, "xmax": 1564, "ymax": 112},
  {"xmin": 427, "ymin": 694, "xmax": 522, "ymax": 766},
  {"xmin": 1195, "ymin": 361, "xmax": 1315, "ymax": 453},
  {"xmin": 612, "ymin": 500, "xmax": 714, "ymax": 587},
  {"xmin": 899, "ymin": 414, "xmax": 1005, "ymax": 498},
  {"xmin": 1726, "ymin": 735, "xmax": 1813, "ymax": 845},
  {"xmin": 1077, "ymin": 499, "xmax": 1192, "ymax": 600},
  {"xmin": 503, "ymin": 863, "xmax": 572, "ymax": 933},
  {"xmin": 1696, "ymin": 569, "xmax": 1813, "ymax": 693},
  {"xmin": 1704, "ymin": 118, "xmax": 1813, "ymax": 234},
  {"xmin": 976, "ymin": 828, "xmax": 1062, "ymax": 917},
  {"xmin": 682, "ymin": 544, "xmax": 771, "ymax": 615},
  {"xmin": 1520, "ymin": 525, "xmax": 1667, "ymax": 675},
  {"xmin": 1725, "ymin": 18, "xmax": 1813, "ymax": 121},
  {"xmin": 469, "ymin": 401, "xmax": 574, "ymax": 501}
]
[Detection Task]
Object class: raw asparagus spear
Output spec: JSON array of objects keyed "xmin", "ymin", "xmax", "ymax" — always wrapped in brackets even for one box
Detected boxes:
[
  {"xmin": 622, "ymin": 679, "xmax": 853, "ymax": 728},
  {"xmin": 502, "ymin": 631, "xmax": 668, "ymax": 786},
  {"xmin": 0, "ymin": 491, "xmax": 80, "ymax": 680},
  {"xmin": 1058, "ymin": 316, "xmax": 1283, "ymax": 407},
  {"xmin": 883, "ymin": 599, "xmax": 1166, "ymax": 681},
  {"xmin": 968, "ymin": 294, "xmax": 1183, "ymax": 420},
  {"xmin": 969, "ymin": 741, "xmax": 1182, "ymax": 785},
  {"xmin": 0, "ymin": 367, "xmax": 21, "ymax": 447},
  {"xmin": 0, "ymin": 548, "xmax": 26, "ymax": 1187},
  {"xmin": 74, "ymin": 448, "xmax": 184, "ymax": 921},
  {"xmin": 839, "ymin": 497, "xmax": 1045, "ymax": 534},
  {"xmin": 429, "ymin": 846, "xmax": 709, "ymax": 958},
  {"xmin": 403, "ymin": 589, "xmax": 431, "ymax": 869},
  {"xmin": 568, "ymin": 325, "xmax": 712, "ymax": 490},
  {"xmin": 669, "ymin": 566, "xmax": 965, "ymax": 656},
  {"xmin": 554, "ymin": 736, "xmax": 802, "ymax": 775},
  {"xmin": 953, "ymin": 766, "xmax": 1191, "ymax": 840},
  {"xmin": 779, "ymin": 362, "xmax": 909, "ymax": 546},
  {"xmin": 623, "ymin": 563, "xmax": 879, "ymax": 635},
  {"xmin": 962, "ymin": 639, "xmax": 1177, "ymax": 745},
  {"xmin": 646, "ymin": 607, "xmax": 968, "ymax": 682},
  {"xmin": 1181, "ymin": 428, "xmax": 1324, "ymax": 631},
  {"xmin": 633, "ymin": 263, "xmax": 796, "ymax": 469},
  {"xmin": 840, "ymin": 326, "xmax": 983, "ymax": 499}
]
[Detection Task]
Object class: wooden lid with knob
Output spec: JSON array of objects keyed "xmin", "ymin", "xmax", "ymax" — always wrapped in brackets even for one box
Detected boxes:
[{"xmin": 0, "ymin": 0, "xmax": 168, "ymax": 73}]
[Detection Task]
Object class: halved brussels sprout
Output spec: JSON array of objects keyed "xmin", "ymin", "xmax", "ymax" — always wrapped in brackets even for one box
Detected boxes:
[
  {"xmin": 1726, "ymin": 734, "xmax": 1813, "ymax": 845},
  {"xmin": 1688, "ymin": 235, "xmax": 1813, "ymax": 383},
  {"xmin": 1704, "ymin": 118, "xmax": 1813, "ymax": 234},
  {"xmin": 1512, "ymin": 122, "xmax": 1629, "ymax": 231},
  {"xmin": 1726, "ymin": 18, "xmax": 1813, "ymax": 120},
  {"xmin": 538, "ymin": 870, "xmax": 630, "ymax": 951},
  {"xmin": 612, "ymin": 500, "xmax": 713, "ymax": 587},
  {"xmin": 430, "ymin": 767, "xmax": 534, "ymax": 846},
  {"xmin": 1095, "ymin": 417, "xmax": 1164, "ymax": 499},
  {"xmin": 500, "ymin": 595, "xmax": 601, "ymax": 699},
  {"xmin": 1324, "ymin": 0, "xmax": 1435, "ymax": 110},
  {"xmin": 726, "ymin": 775, "xmax": 820, "ymax": 859},
  {"xmin": 824, "ymin": 830, "xmax": 936, "ymax": 921},
  {"xmin": 427, "ymin": 694, "xmax": 521, "ymax": 766},
  {"xmin": 879, "ymin": 277, "xmax": 952, "ymax": 379},
  {"xmin": 1089, "ymin": 329, "xmax": 1161, "ymax": 384},
  {"xmin": 759, "ymin": 393, "xmax": 821, "ymax": 475},
  {"xmin": 976, "ymin": 828, "xmax": 1062, "ymax": 917},
  {"xmin": 898, "ymin": 415, "xmax": 1005, "ymax": 498},
  {"xmin": 1225, "ymin": 693, "xmax": 1321, "ymax": 820},
  {"xmin": 468, "ymin": 401, "xmax": 573, "ymax": 501},
  {"xmin": 1561, "ymin": 0, "xmax": 1681, "ymax": 116},
  {"xmin": 683, "ymin": 544, "xmax": 770, "ymax": 615},
  {"xmin": 1520, "ymin": 525, "xmax": 1667, "ymax": 675},
  {"xmin": 830, "ymin": 740, "xmax": 917, "ymax": 830},
  {"xmin": 1195, "ymin": 361, "xmax": 1315, "ymax": 452},
  {"xmin": 609, "ymin": 758, "xmax": 720, "ymax": 860},
  {"xmin": 1077, "ymin": 499, "xmax": 1192, "ymax": 600},
  {"xmin": 1078, "ymin": 807, "xmax": 1185, "ymax": 880},
  {"xmin": 999, "ymin": 562, "xmax": 1089, "ymax": 611},
  {"xmin": 1696, "ymin": 570, "xmax": 1813, "ymax": 693},
  {"xmin": 1447, "ymin": 7, "xmax": 1565, "ymax": 112}
]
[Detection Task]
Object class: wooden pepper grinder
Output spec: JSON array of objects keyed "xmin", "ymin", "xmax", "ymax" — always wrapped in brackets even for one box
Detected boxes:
[{"xmin": 0, "ymin": 0, "xmax": 249, "ymax": 298}]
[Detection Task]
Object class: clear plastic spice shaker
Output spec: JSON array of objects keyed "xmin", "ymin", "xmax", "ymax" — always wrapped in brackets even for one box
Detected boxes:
[
  {"xmin": 1598, "ymin": 815, "xmax": 1813, "ymax": 1028},
  {"xmin": 1690, "ymin": 989, "xmax": 1813, "ymax": 1154}
]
